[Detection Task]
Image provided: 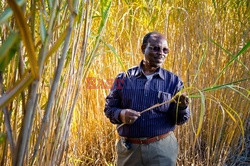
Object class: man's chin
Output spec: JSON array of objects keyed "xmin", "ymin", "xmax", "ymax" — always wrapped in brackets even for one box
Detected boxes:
[{"xmin": 152, "ymin": 63, "xmax": 162, "ymax": 68}]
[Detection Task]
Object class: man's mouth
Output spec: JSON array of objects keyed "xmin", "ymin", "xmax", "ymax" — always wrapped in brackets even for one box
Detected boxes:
[{"xmin": 154, "ymin": 58, "xmax": 164, "ymax": 63}]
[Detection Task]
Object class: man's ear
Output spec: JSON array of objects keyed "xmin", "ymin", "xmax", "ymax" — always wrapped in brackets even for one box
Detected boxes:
[{"xmin": 141, "ymin": 45, "xmax": 146, "ymax": 54}]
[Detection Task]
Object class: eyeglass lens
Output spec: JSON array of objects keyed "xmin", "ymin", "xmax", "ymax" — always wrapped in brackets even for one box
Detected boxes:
[{"xmin": 151, "ymin": 46, "xmax": 169, "ymax": 54}]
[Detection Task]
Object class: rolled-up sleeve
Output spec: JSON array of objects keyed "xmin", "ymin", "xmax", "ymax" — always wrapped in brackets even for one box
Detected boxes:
[{"xmin": 104, "ymin": 73, "xmax": 125, "ymax": 124}]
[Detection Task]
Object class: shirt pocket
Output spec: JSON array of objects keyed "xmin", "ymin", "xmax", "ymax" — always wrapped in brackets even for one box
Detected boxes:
[{"xmin": 156, "ymin": 91, "xmax": 172, "ymax": 112}]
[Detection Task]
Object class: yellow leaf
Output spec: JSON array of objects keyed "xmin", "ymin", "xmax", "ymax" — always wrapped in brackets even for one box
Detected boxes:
[{"xmin": 7, "ymin": 0, "xmax": 38, "ymax": 78}]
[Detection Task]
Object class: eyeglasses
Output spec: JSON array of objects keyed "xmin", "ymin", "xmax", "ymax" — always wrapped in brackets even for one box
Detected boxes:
[{"xmin": 148, "ymin": 46, "xmax": 169, "ymax": 54}]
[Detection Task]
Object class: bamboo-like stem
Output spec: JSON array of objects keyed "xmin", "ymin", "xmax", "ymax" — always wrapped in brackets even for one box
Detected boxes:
[
  {"xmin": 0, "ymin": 0, "xmax": 248, "ymax": 165},
  {"xmin": 68, "ymin": 0, "xmax": 90, "ymax": 127},
  {"xmin": 38, "ymin": 0, "xmax": 59, "ymax": 73},
  {"xmin": 6, "ymin": 0, "xmax": 38, "ymax": 78},
  {"xmin": 30, "ymin": 0, "xmax": 36, "ymax": 40},
  {"xmin": 82, "ymin": 0, "xmax": 112, "ymax": 81},
  {"xmin": 55, "ymin": 2, "xmax": 91, "ymax": 163},
  {"xmin": 15, "ymin": 0, "xmax": 60, "ymax": 164},
  {"xmin": 91, "ymin": 93, "xmax": 181, "ymax": 154},
  {"xmin": 18, "ymin": 44, "xmax": 26, "ymax": 114},
  {"xmin": 15, "ymin": 79, "xmax": 38, "ymax": 166},
  {"xmin": 0, "ymin": 72, "xmax": 33, "ymax": 109},
  {"xmin": 3, "ymin": 108, "xmax": 15, "ymax": 165},
  {"xmin": 0, "ymin": 72, "xmax": 16, "ymax": 165},
  {"xmin": 117, "ymin": 96, "xmax": 177, "ymax": 130},
  {"xmin": 31, "ymin": 6, "xmax": 77, "ymax": 164},
  {"xmin": 45, "ymin": 1, "xmax": 92, "ymax": 164}
]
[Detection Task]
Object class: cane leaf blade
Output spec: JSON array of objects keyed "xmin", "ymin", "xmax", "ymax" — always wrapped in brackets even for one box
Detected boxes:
[{"xmin": 7, "ymin": 0, "xmax": 39, "ymax": 78}]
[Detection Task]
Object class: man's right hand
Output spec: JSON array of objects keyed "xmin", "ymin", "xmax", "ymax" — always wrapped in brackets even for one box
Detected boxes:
[{"xmin": 119, "ymin": 109, "xmax": 141, "ymax": 124}]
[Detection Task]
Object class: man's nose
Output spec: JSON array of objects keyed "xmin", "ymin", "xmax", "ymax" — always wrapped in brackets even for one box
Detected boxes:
[{"xmin": 156, "ymin": 49, "xmax": 164, "ymax": 55}]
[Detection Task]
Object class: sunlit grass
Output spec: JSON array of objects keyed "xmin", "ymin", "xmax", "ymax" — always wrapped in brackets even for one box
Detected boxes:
[{"xmin": 0, "ymin": 0, "xmax": 249, "ymax": 165}]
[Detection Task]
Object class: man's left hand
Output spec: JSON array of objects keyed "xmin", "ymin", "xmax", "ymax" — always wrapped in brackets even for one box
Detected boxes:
[{"xmin": 174, "ymin": 93, "xmax": 190, "ymax": 108}]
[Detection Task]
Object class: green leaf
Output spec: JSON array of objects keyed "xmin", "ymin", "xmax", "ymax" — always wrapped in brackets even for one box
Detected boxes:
[
  {"xmin": 0, "ymin": 133, "xmax": 6, "ymax": 144},
  {"xmin": 105, "ymin": 43, "xmax": 126, "ymax": 73},
  {"xmin": 0, "ymin": 0, "xmax": 25, "ymax": 25},
  {"xmin": 213, "ymin": 41, "xmax": 250, "ymax": 85},
  {"xmin": 212, "ymin": 0, "xmax": 217, "ymax": 10},
  {"xmin": 82, "ymin": 0, "xmax": 112, "ymax": 81},
  {"xmin": 45, "ymin": 28, "xmax": 68, "ymax": 63},
  {"xmin": 98, "ymin": 0, "xmax": 112, "ymax": 34},
  {"xmin": 7, "ymin": 0, "xmax": 39, "ymax": 78},
  {"xmin": 189, "ymin": 78, "xmax": 249, "ymax": 95},
  {"xmin": 40, "ymin": 13, "xmax": 47, "ymax": 43},
  {"xmin": 192, "ymin": 44, "xmax": 207, "ymax": 85},
  {"xmin": 0, "ymin": 32, "xmax": 20, "ymax": 72},
  {"xmin": 195, "ymin": 90, "xmax": 206, "ymax": 138},
  {"xmin": 226, "ymin": 85, "xmax": 250, "ymax": 102},
  {"xmin": 209, "ymin": 38, "xmax": 248, "ymax": 70},
  {"xmin": 47, "ymin": 0, "xmax": 53, "ymax": 10}
]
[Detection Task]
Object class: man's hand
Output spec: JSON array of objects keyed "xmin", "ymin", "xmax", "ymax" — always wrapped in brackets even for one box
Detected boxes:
[
  {"xmin": 174, "ymin": 93, "xmax": 190, "ymax": 108},
  {"xmin": 120, "ymin": 109, "xmax": 141, "ymax": 124}
]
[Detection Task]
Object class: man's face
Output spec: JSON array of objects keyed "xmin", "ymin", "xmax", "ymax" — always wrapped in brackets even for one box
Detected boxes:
[{"xmin": 142, "ymin": 34, "xmax": 169, "ymax": 68}]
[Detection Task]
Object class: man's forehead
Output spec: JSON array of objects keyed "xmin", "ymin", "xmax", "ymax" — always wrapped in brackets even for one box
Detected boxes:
[
  {"xmin": 150, "ymin": 33, "xmax": 165, "ymax": 39},
  {"xmin": 148, "ymin": 34, "xmax": 168, "ymax": 45}
]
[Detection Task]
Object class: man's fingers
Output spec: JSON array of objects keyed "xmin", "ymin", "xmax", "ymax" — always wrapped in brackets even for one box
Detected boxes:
[
  {"xmin": 120, "ymin": 109, "xmax": 141, "ymax": 124},
  {"xmin": 174, "ymin": 93, "xmax": 190, "ymax": 107},
  {"xmin": 131, "ymin": 115, "xmax": 139, "ymax": 121},
  {"xmin": 126, "ymin": 115, "xmax": 139, "ymax": 124},
  {"xmin": 126, "ymin": 113, "xmax": 140, "ymax": 124},
  {"xmin": 126, "ymin": 109, "xmax": 141, "ymax": 117},
  {"xmin": 181, "ymin": 92, "xmax": 187, "ymax": 96}
]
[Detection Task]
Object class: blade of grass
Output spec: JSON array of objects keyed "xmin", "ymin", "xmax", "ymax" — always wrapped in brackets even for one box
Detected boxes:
[
  {"xmin": 44, "ymin": 28, "xmax": 68, "ymax": 63},
  {"xmin": 195, "ymin": 89, "xmax": 206, "ymax": 138},
  {"xmin": 82, "ymin": 0, "xmax": 112, "ymax": 81},
  {"xmin": 2, "ymin": 107, "xmax": 16, "ymax": 165},
  {"xmin": 39, "ymin": 11, "xmax": 47, "ymax": 44},
  {"xmin": 105, "ymin": 43, "xmax": 127, "ymax": 73},
  {"xmin": 67, "ymin": 0, "xmax": 74, "ymax": 14},
  {"xmin": 0, "ymin": 32, "xmax": 20, "ymax": 71},
  {"xmin": 213, "ymin": 41, "xmax": 250, "ymax": 85},
  {"xmin": 47, "ymin": 0, "xmax": 53, "ymax": 10},
  {"xmin": 0, "ymin": 32, "xmax": 19, "ymax": 62},
  {"xmin": 0, "ymin": 71, "xmax": 34, "ymax": 109},
  {"xmin": 192, "ymin": 43, "xmax": 207, "ymax": 85},
  {"xmin": 200, "ymin": 78, "xmax": 249, "ymax": 93},
  {"xmin": 221, "ymin": 101, "xmax": 245, "ymax": 152},
  {"xmin": 208, "ymin": 38, "xmax": 248, "ymax": 70},
  {"xmin": 226, "ymin": 85, "xmax": 250, "ymax": 102},
  {"xmin": 0, "ymin": 0, "xmax": 25, "ymax": 25},
  {"xmin": 212, "ymin": 0, "xmax": 217, "ymax": 10}
]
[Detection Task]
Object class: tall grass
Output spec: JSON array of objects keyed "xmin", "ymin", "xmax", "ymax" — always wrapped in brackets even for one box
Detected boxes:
[
  {"xmin": 0, "ymin": 0, "xmax": 249, "ymax": 165},
  {"xmin": 69, "ymin": 0, "xmax": 249, "ymax": 165}
]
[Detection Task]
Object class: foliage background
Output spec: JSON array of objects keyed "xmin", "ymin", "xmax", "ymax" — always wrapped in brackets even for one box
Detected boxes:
[{"xmin": 0, "ymin": 0, "xmax": 249, "ymax": 165}]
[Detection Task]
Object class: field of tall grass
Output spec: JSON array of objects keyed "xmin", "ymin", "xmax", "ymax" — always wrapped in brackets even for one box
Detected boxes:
[{"xmin": 0, "ymin": 0, "xmax": 249, "ymax": 165}]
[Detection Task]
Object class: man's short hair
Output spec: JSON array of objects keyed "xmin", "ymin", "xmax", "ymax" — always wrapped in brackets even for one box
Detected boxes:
[{"xmin": 142, "ymin": 32, "xmax": 164, "ymax": 46}]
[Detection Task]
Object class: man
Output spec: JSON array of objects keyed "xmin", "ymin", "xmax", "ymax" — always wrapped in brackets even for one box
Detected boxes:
[{"xmin": 104, "ymin": 32, "xmax": 190, "ymax": 166}]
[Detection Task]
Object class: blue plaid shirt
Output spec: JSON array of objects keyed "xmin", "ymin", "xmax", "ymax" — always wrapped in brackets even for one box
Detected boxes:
[{"xmin": 104, "ymin": 62, "xmax": 190, "ymax": 138}]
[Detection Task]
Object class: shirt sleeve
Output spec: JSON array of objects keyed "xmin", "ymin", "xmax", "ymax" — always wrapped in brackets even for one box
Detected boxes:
[
  {"xmin": 170, "ymin": 78, "xmax": 190, "ymax": 125},
  {"xmin": 104, "ymin": 73, "xmax": 125, "ymax": 124}
]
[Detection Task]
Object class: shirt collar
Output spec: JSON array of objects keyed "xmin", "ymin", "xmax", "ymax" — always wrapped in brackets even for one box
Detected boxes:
[{"xmin": 135, "ymin": 60, "xmax": 165, "ymax": 80}]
